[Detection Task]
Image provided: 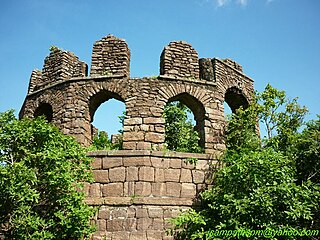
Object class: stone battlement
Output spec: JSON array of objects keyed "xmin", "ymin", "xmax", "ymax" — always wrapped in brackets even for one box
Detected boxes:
[{"xmin": 19, "ymin": 34, "xmax": 255, "ymax": 239}]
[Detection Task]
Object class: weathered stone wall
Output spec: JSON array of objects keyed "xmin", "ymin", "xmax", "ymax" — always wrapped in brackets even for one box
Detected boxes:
[
  {"xmin": 90, "ymin": 34, "xmax": 130, "ymax": 77},
  {"xmin": 20, "ymin": 35, "xmax": 254, "ymax": 151},
  {"xmin": 160, "ymin": 41, "xmax": 199, "ymax": 79},
  {"xmin": 19, "ymin": 34, "xmax": 255, "ymax": 239},
  {"xmin": 86, "ymin": 150, "xmax": 218, "ymax": 240}
]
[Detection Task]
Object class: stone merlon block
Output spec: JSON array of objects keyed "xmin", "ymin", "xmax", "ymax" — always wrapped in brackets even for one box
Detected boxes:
[
  {"xmin": 90, "ymin": 34, "xmax": 131, "ymax": 77},
  {"xmin": 160, "ymin": 41, "xmax": 199, "ymax": 79}
]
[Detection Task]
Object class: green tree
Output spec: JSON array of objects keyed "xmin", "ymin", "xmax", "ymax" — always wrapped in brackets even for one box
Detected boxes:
[
  {"xmin": 163, "ymin": 101, "xmax": 203, "ymax": 153},
  {"xmin": 91, "ymin": 111, "xmax": 125, "ymax": 150},
  {"xmin": 170, "ymin": 85, "xmax": 320, "ymax": 239},
  {"xmin": 0, "ymin": 110, "xmax": 95, "ymax": 239}
]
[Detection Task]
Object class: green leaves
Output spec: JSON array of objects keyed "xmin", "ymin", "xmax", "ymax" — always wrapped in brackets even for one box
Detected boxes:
[
  {"xmin": 0, "ymin": 111, "xmax": 95, "ymax": 239},
  {"xmin": 163, "ymin": 102, "xmax": 203, "ymax": 153},
  {"xmin": 170, "ymin": 85, "xmax": 319, "ymax": 239}
]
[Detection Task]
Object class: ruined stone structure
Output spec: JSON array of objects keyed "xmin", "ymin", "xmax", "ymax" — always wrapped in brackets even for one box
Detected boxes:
[{"xmin": 19, "ymin": 34, "xmax": 254, "ymax": 239}]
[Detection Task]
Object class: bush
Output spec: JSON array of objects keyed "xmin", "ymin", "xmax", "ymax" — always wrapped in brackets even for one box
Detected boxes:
[{"xmin": 0, "ymin": 110, "xmax": 95, "ymax": 239}]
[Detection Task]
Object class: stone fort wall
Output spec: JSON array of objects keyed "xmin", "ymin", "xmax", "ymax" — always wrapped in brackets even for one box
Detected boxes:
[{"xmin": 19, "ymin": 34, "xmax": 254, "ymax": 239}]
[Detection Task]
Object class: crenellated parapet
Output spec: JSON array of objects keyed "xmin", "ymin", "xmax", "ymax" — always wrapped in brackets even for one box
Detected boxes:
[{"xmin": 19, "ymin": 34, "xmax": 255, "ymax": 240}]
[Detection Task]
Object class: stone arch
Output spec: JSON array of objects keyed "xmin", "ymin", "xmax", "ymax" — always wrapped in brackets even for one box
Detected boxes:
[
  {"xmin": 167, "ymin": 92, "xmax": 206, "ymax": 149},
  {"xmin": 89, "ymin": 89, "xmax": 126, "ymax": 139},
  {"xmin": 224, "ymin": 86, "xmax": 249, "ymax": 113},
  {"xmin": 34, "ymin": 102, "xmax": 53, "ymax": 122}
]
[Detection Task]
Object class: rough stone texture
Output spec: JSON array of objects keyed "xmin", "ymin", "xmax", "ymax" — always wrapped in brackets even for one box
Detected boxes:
[
  {"xmin": 90, "ymin": 34, "xmax": 130, "ymax": 77},
  {"xmin": 19, "ymin": 35, "xmax": 253, "ymax": 152},
  {"xmin": 18, "ymin": 34, "xmax": 256, "ymax": 239},
  {"xmin": 85, "ymin": 150, "xmax": 217, "ymax": 239},
  {"xmin": 27, "ymin": 48, "xmax": 87, "ymax": 95},
  {"xmin": 160, "ymin": 41, "xmax": 199, "ymax": 79}
]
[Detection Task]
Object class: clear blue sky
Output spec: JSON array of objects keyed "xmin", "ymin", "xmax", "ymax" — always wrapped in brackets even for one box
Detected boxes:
[{"xmin": 0, "ymin": 0, "xmax": 319, "ymax": 136}]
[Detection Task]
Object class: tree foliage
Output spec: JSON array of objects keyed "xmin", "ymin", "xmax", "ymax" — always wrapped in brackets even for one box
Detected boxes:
[
  {"xmin": 170, "ymin": 85, "xmax": 320, "ymax": 239},
  {"xmin": 91, "ymin": 111, "xmax": 125, "ymax": 150},
  {"xmin": 164, "ymin": 101, "xmax": 203, "ymax": 153},
  {"xmin": 0, "ymin": 110, "xmax": 95, "ymax": 239}
]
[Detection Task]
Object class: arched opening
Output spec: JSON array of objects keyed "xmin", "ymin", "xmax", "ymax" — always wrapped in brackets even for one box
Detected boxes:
[
  {"xmin": 224, "ymin": 87, "xmax": 249, "ymax": 113},
  {"xmin": 34, "ymin": 103, "xmax": 53, "ymax": 122},
  {"xmin": 164, "ymin": 93, "xmax": 205, "ymax": 153},
  {"xmin": 89, "ymin": 90, "xmax": 126, "ymax": 149}
]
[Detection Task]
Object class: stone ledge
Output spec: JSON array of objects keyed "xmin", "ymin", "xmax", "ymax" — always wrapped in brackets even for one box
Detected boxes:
[
  {"xmin": 26, "ymin": 74, "xmax": 126, "ymax": 97},
  {"xmin": 158, "ymin": 75, "xmax": 217, "ymax": 86},
  {"xmin": 85, "ymin": 197, "xmax": 194, "ymax": 206},
  {"xmin": 87, "ymin": 150, "xmax": 217, "ymax": 161}
]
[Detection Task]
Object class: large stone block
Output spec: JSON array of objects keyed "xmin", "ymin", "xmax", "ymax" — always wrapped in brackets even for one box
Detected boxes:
[
  {"xmin": 93, "ymin": 170, "xmax": 109, "ymax": 183},
  {"xmin": 151, "ymin": 182, "xmax": 166, "ymax": 197},
  {"xmin": 181, "ymin": 183, "xmax": 197, "ymax": 198},
  {"xmin": 126, "ymin": 166, "xmax": 139, "ymax": 181},
  {"xmin": 101, "ymin": 183, "xmax": 123, "ymax": 197},
  {"xmin": 180, "ymin": 168, "xmax": 192, "ymax": 183},
  {"xmin": 139, "ymin": 166, "xmax": 155, "ymax": 182},
  {"xmin": 192, "ymin": 170, "xmax": 205, "ymax": 183},
  {"xmin": 166, "ymin": 182, "xmax": 181, "ymax": 197},
  {"xmin": 109, "ymin": 167, "xmax": 126, "ymax": 182},
  {"xmin": 135, "ymin": 182, "xmax": 151, "ymax": 196},
  {"xmin": 123, "ymin": 156, "xmax": 151, "ymax": 166},
  {"xmin": 164, "ymin": 169, "xmax": 180, "ymax": 182},
  {"xmin": 103, "ymin": 157, "xmax": 123, "ymax": 169}
]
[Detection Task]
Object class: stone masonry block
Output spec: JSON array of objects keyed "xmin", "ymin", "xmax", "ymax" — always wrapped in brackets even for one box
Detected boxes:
[
  {"xmin": 97, "ymin": 219, "xmax": 107, "ymax": 231},
  {"xmin": 124, "ymin": 181, "xmax": 135, "ymax": 196},
  {"xmin": 145, "ymin": 132, "xmax": 164, "ymax": 143},
  {"xmin": 92, "ymin": 158, "xmax": 102, "ymax": 169},
  {"xmin": 136, "ymin": 208, "xmax": 148, "ymax": 218},
  {"xmin": 136, "ymin": 142, "xmax": 152, "ymax": 150},
  {"xmin": 181, "ymin": 183, "xmax": 196, "ymax": 198},
  {"xmin": 135, "ymin": 182, "xmax": 151, "ymax": 196},
  {"xmin": 124, "ymin": 117, "xmax": 142, "ymax": 125},
  {"xmin": 152, "ymin": 182, "xmax": 166, "ymax": 197},
  {"xmin": 124, "ymin": 131, "xmax": 144, "ymax": 141},
  {"xmin": 192, "ymin": 170, "xmax": 205, "ymax": 184},
  {"xmin": 130, "ymin": 231, "xmax": 147, "ymax": 240},
  {"xmin": 143, "ymin": 117, "xmax": 165, "ymax": 124},
  {"xmin": 137, "ymin": 217, "xmax": 152, "ymax": 230},
  {"xmin": 169, "ymin": 158, "xmax": 182, "ymax": 168},
  {"xmin": 147, "ymin": 231, "xmax": 163, "ymax": 240},
  {"xmin": 152, "ymin": 219, "xmax": 164, "ymax": 231},
  {"xmin": 151, "ymin": 157, "xmax": 170, "ymax": 168},
  {"xmin": 101, "ymin": 183, "xmax": 123, "ymax": 197},
  {"xmin": 148, "ymin": 207, "xmax": 163, "ymax": 218},
  {"xmin": 166, "ymin": 182, "xmax": 181, "ymax": 197},
  {"xmin": 139, "ymin": 166, "xmax": 154, "ymax": 182},
  {"xmin": 154, "ymin": 168, "xmax": 165, "ymax": 182},
  {"xmin": 127, "ymin": 207, "xmax": 136, "ymax": 218},
  {"xmin": 180, "ymin": 168, "xmax": 192, "ymax": 183},
  {"xmin": 126, "ymin": 166, "xmax": 139, "ymax": 181},
  {"xmin": 123, "ymin": 218, "xmax": 136, "ymax": 231},
  {"xmin": 89, "ymin": 183, "xmax": 101, "ymax": 197},
  {"xmin": 109, "ymin": 167, "xmax": 126, "ymax": 182},
  {"xmin": 93, "ymin": 170, "xmax": 109, "ymax": 183},
  {"xmin": 107, "ymin": 219, "xmax": 124, "ymax": 232},
  {"xmin": 122, "ymin": 141, "xmax": 137, "ymax": 150},
  {"xmin": 98, "ymin": 207, "xmax": 110, "ymax": 219},
  {"xmin": 123, "ymin": 156, "xmax": 151, "ymax": 166},
  {"xmin": 112, "ymin": 231, "xmax": 130, "ymax": 240},
  {"xmin": 164, "ymin": 169, "xmax": 180, "ymax": 182},
  {"xmin": 103, "ymin": 157, "xmax": 123, "ymax": 169}
]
